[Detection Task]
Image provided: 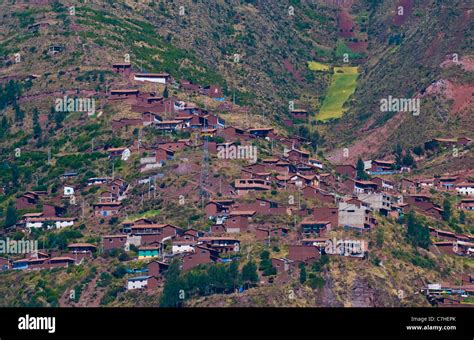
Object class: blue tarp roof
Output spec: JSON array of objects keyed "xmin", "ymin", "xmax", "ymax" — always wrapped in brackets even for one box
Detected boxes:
[{"xmin": 128, "ymin": 275, "xmax": 151, "ymax": 281}]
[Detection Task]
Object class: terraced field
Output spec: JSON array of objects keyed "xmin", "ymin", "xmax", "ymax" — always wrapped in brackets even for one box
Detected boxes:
[
  {"xmin": 317, "ymin": 66, "xmax": 359, "ymax": 121},
  {"xmin": 308, "ymin": 61, "xmax": 330, "ymax": 72}
]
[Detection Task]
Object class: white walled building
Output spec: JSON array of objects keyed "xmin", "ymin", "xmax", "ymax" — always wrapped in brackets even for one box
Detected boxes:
[
  {"xmin": 456, "ymin": 183, "xmax": 474, "ymax": 196},
  {"xmin": 26, "ymin": 217, "xmax": 75, "ymax": 230},
  {"xmin": 127, "ymin": 276, "xmax": 151, "ymax": 290}
]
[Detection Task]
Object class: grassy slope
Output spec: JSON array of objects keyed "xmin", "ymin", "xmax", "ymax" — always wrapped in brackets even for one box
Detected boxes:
[{"xmin": 317, "ymin": 66, "xmax": 359, "ymax": 121}]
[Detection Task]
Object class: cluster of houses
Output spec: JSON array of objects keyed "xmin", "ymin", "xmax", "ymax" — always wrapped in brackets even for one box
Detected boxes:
[
  {"xmin": 0, "ymin": 243, "xmax": 96, "ymax": 272},
  {"xmin": 12, "ymin": 176, "xmax": 130, "ymax": 230},
  {"xmin": 430, "ymin": 227, "xmax": 474, "ymax": 257},
  {"xmin": 421, "ymin": 274, "xmax": 474, "ymax": 307},
  {"xmin": 3, "ymin": 64, "xmax": 472, "ymax": 300},
  {"xmin": 100, "ymin": 218, "xmax": 240, "ymax": 290},
  {"xmin": 102, "ymin": 213, "xmax": 371, "ymax": 291}
]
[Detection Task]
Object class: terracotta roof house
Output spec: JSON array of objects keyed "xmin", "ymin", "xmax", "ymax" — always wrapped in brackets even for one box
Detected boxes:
[
  {"xmin": 16, "ymin": 191, "xmax": 46, "ymax": 210},
  {"xmin": 335, "ymin": 164, "xmax": 356, "ymax": 179},
  {"xmin": 112, "ymin": 63, "xmax": 131, "ymax": 73},
  {"xmin": 198, "ymin": 237, "xmax": 240, "ymax": 254},
  {"xmin": 353, "ymin": 180, "xmax": 379, "ymax": 194},
  {"xmin": 312, "ymin": 207, "xmax": 339, "ymax": 227},
  {"xmin": 231, "ymin": 198, "xmax": 286, "ymax": 216},
  {"xmin": 248, "ymin": 128, "xmax": 275, "ymax": 139},
  {"xmin": 205, "ymin": 199, "xmax": 235, "ymax": 218},
  {"xmin": 182, "ymin": 245, "xmax": 219, "ymax": 271},
  {"xmin": 400, "ymin": 178, "xmax": 417, "ymax": 193},
  {"xmin": 67, "ymin": 243, "xmax": 97, "ymax": 253},
  {"xmin": 302, "ymin": 186, "xmax": 335, "ymax": 205},
  {"xmin": 369, "ymin": 159, "xmax": 396, "ymax": 173},
  {"xmin": 224, "ymin": 215, "xmax": 249, "ymax": 233},
  {"xmin": 130, "ymin": 224, "xmax": 182, "ymax": 243},
  {"xmin": 288, "ymin": 245, "xmax": 320, "ymax": 263},
  {"xmin": 102, "ymin": 235, "xmax": 128, "ymax": 251},
  {"xmin": 286, "ymin": 148, "xmax": 310, "ymax": 163},
  {"xmin": 460, "ymin": 198, "xmax": 474, "ymax": 211},
  {"xmin": 92, "ymin": 202, "xmax": 122, "ymax": 218},
  {"xmin": 110, "ymin": 89, "xmax": 139, "ymax": 98},
  {"xmin": 300, "ymin": 218, "xmax": 331, "ymax": 236},
  {"xmin": 271, "ymin": 258, "xmax": 295, "ymax": 273},
  {"xmin": 147, "ymin": 260, "xmax": 169, "ymax": 277},
  {"xmin": 290, "ymin": 109, "xmax": 308, "ymax": 120},
  {"xmin": 255, "ymin": 226, "xmax": 290, "ymax": 241},
  {"xmin": 234, "ymin": 179, "xmax": 271, "ymax": 195}
]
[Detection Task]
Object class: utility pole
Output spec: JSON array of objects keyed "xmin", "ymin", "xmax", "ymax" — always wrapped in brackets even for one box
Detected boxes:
[
  {"xmin": 148, "ymin": 180, "xmax": 151, "ymax": 200},
  {"xmin": 137, "ymin": 129, "xmax": 142, "ymax": 153},
  {"xmin": 298, "ymin": 189, "xmax": 301, "ymax": 210}
]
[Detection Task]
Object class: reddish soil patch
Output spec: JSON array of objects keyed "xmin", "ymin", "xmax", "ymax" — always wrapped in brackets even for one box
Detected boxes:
[
  {"xmin": 327, "ymin": 110, "xmax": 408, "ymax": 164},
  {"xmin": 347, "ymin": 41, "xmax": 368, "ymax": 53},
  {"xmin": 440, "ymin": 55, "xmax": 474, "ymax": 72},
  {"xmin": 393, "ymin": 0, "xmax": 413, "ymax": 26},
  {"xmin": 283, "ymin": 59, "xmax": 304, "ymax": 83},
  {"xmin": 338, "ymin": 10, "xmax": 355, "ymax": 38},
  {"xmin": 424, "ymin": 79, "xmax": 474, "ymax": 114}
]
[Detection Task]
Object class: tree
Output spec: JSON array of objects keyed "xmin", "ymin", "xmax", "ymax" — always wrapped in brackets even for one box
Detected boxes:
[
  {"xmin": 299, "ymin": 263, "xmax": 307, "ymax": 284},
  {"xmin": 241, "ymin": 261, "xmax": 258, "ymax": 288},
  {"xmin": 163, "ymin": 86, "xmax": 169, "ymax": 98},
  {"xmin": 442, "ymin": 199, "xmax": 451, "ymax": 221},
  {"xmin": 260, "ymin": 250, "xmax": 270, "ymax": 260},
  {"xmin": 394, "ymin": 143, "xmax": 403, "ymax": 163},
  {"xmin": 402, "ymin": 151, "xmax": 415, "ymax": 167},
  {"xmin": 308, "ymin": 274, "xmax": 325, "ymax": 289},
  {"xmin": 54, "ymin": 110, "xmax": 66, "ymax": 128},
  {"xmin": 32, "ymin": 108, "xmax": 42, "ymax": 140},
  {"xmin": 460, "ymin": 210, "xmax": 466, "ymax": 225},
  {"xmin": 160, "ymin": 261, "xmax": 184, "ymax": 307},
  {"xmin": 356, "ymin": 158, "xmax": 368, "ymax": 180},
  {"xmin": 406, "ymin": 210, "xmax": 430, "ymax": 249},
  {"xmin": 0, "ymin": 115, "xmax": 9, "ymax": 138},
  {"xmin": 4, "ymin": 203, "xmax": 17, "ymax": 228},
  {"xmin": 412, "ymin": 146, "xmax": 424, "ymax": 156},
  {"xmin": 14, "ymin": 104, "xmax": 24, "ymax": 123},
  {"xmin": 11, "ymin": 164, "xmax": 19, "ymax": 187},
  {"xmin": 228, "ymin": 261, "xmax": 240, "ymax": 290}
]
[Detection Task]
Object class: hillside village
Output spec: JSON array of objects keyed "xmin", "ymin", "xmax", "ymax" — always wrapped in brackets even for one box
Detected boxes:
[
  {"xmin": 0, "ymin": 0, "xmax": 472, "ymax": 308},
  {"xmin": 1, "ymin": 61, "xmax": 473, "ymax": 307}
]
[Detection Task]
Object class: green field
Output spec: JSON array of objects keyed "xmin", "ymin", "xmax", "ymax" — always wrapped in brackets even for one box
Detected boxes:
[
  {"xmin": 317, "ymin": 66, "xmax": 359, "ymax": 121},
  {"xmin": 308, "ymin": 61, "xmax": 330, "ymax": 71}
]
